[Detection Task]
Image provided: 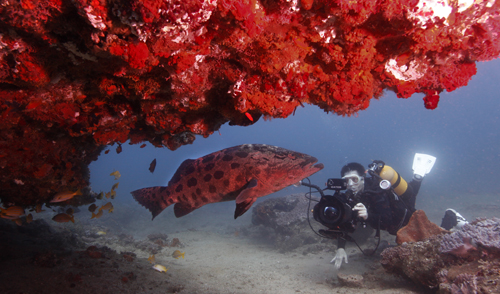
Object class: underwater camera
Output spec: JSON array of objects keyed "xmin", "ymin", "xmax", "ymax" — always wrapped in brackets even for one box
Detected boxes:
[
  {"xmin": 301, "ymin": 178, "xmax": 358, "ymax": 234},
  {"xmin": 301, "ymin": 177, "xmax": 381, "ymax": 256}
]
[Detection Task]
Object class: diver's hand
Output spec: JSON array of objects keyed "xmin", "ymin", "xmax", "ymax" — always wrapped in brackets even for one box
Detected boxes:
[
  {"xmin": 353, "ymin": 203, "xmax": 368, "ymax": 220},
  {"xmin": 330, "ymin": 248, "xmax": 348, "ymax": 269}
]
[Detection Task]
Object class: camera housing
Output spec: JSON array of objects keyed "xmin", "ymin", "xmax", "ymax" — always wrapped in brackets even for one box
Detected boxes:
[
  {"xmin": 326, "ymin": 178, "xmax": 347, "ymax": 190},
  {"xmin": 312, "ymin": 178, "xmax": 357, "ymax": 233}
]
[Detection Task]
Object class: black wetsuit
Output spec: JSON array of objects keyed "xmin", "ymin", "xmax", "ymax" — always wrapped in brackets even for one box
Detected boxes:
[
  {"xmin": 335, "ymin": 175, "xmax": 421, "ymax": 251},
  {"xmin": 360, "ymin": 176, "xmax": 421, "ymax": 235}
]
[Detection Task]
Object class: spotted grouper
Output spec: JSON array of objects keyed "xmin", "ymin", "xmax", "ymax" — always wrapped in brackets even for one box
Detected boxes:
[{"xmin": 131, "ymin": 144, "xmax": 324, "ymax": 219}]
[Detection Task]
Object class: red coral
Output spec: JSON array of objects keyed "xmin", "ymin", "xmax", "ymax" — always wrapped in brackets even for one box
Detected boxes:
[
  {"xmin": 338, "ymin": 0, "xmax": 378, "ymax": 25},
  {"xmin": 440, "ymin": 62, "xmax": 477, "ymax": 92},
  {"xmin": 131, "ymin": 0, "xmax": 163, "ymax": 23},
  {"xmin": 0, "ymin": 0, "xmax": 64, "ymax": 36},
  {"xmin": 423, "ymin": 91, "xmax": 440, "ymax": 110},
  {"xmin": 168, "ymin": 52, "xmax": 197, "ymax": 73},
  {"xmin": 109, "ymin": 42, "xmax": 150, "ymax": 69},
  {"xmin": 301, "ymin": 0, "xmax": 314, "ymax": 10},
  {"xmin": 396, "ymin": 82, "xmax": 417, "ymax": 99},
  {"xmin": 14, "ymin": 53, "xmax": 51, "ymax": 87},
  {"xmin": 109, "ymin": 44, "xmax": 126, "ymax": 56},
  {"xmin": 33, "ymin": 163, "xmax": 53, "ymax": 179},
  {"xmin": 128, "ymin": 42, "xmax": 150, "ymax": 69},
  {"xmin": 93, "ymin": 129, "xmax": 130, "ymax": 145},
  {"xmin": 99, "ymin": 78, "xmax": 122, "ymax": 96},
  {"xmin": 1, "ymin": 0, "xmax": 499, "ymax": 208}
]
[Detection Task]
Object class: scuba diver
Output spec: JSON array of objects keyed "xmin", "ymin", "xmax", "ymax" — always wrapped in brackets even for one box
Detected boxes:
[{"xmin": 331, "ymin": 154, "xmax": 468, "ymax": 269}]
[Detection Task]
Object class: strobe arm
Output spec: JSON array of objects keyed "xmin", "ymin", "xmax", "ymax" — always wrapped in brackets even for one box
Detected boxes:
[{"xmin": 298, "ymin": 180, "xmax": 325, "ymax": 198}]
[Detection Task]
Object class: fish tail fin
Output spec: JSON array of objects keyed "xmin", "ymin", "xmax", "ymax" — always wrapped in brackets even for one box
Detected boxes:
[
  {"xmin": 131, "ymin": 186, "xmax": 173, "ymax": 220},
  {"xmin": 91, "ymin": 211, "xmax": 96, "ymax": 219},
  {"xmin": 75, "ymin": 189, "xmax": 82, "ymax": 196},
  {"xmin": 70, "ymin": 215, "xmax": 75, "ymax": 223}
]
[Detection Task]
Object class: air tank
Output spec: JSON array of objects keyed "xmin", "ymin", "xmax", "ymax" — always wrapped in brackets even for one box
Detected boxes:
[{"xmin": 379, "ymin": 165, "xmax": 408, "ymax": 196}]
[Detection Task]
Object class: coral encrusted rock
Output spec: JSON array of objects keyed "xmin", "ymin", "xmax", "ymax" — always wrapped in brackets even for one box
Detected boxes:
[
  {"xmin": 1, "ymin": 1, "xmax": 500, "ymax": 207},
  {"xmin": 381, "ymin": 217, "xmax": 500, "ymax": 292},
  {"xmin": 251, "ymin": 193, "xmax": 321, "ymax": 252}
]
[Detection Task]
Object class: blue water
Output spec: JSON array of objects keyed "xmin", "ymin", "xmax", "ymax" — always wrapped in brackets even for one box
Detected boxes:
[{"xmin": 89, "ymin": 59, "xmax": 500, "ymax": 229}]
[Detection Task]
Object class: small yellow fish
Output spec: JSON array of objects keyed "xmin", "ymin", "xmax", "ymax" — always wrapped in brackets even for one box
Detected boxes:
[
  {"xmin": 152, "ymin": 264, "xmax": 168, "ymax": 273},
  {"xmin": 0, "ymin": 206, "xmax": 25, "ymax": 218},
  {"xmin": 148, "ymin": 254, "xmax": 155, "ymax": 264},
  {"xmin": 96, "ymin": 192, "xmax": 104, "ymax": 200},
  {"xmin": 105, "ymin": 192, "xmax": 111, "ymax": 199},
  {"xmin": 110, "ymin": 170, "xmax": 121, "ymax": 180},
  {"xmin": 100, "ymin": 202, "xmax": 113, "ymax": 212},
  {"xmin": 88, "ymin": 204, "xmax": 97, "ymax": 213},
  {"xmin": 172, "ymin": 250, "xmax": 185, "ymax": 259},
  {"xmin": 50, "ymin": 189, "xmax": 82, "ymax": 203},
  {"xmin": 52, "ymin": 213, "xmax": 75, "ymax": 223},
  {"xmin": 110, "ymin": 190, "xmax": 116, "ymax": 199},
  {"xmin": 91, "ymin": 209, "xmax": 104, "ymax": 219},
  {"xmin": 26, "ymin": 213, "xmax": 33, "ymax": 223},
  {"xmin": 111, "ymin": 182, "xmax": 119, "ymax": 190},
  {"xmin": 96, "ymin": 231, "xmax": 107, "ymax": 235}
]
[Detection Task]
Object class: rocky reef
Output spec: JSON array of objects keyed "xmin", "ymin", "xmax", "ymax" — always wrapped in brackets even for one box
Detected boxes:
[
  {"xmin": 0, "ymin": 218, "xmax": 187, "ymax": 293},
  {"xmin": 381, "ymin": 217, "xmax": 500, "ymax": 293},
  {"xmin": 1, "ymin": 1, "xmax": 500, "ymax": 207},
  {"xmin": 251, "ymin": 193, "xmax": 324, "ymax": 252}
]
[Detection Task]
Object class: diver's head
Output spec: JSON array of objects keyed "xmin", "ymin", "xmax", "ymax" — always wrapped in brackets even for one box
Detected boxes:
[{"xmin": 341, "ymin": 162, "xmax": 365, "ymax": 194}]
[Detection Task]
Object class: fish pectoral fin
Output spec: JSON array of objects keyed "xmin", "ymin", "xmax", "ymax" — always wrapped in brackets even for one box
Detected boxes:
[
  {"xmin": 173, "ymin": 203, "xmax": 196, "ymax": 218},
  {"xmin": 235, "ymin": 179, "xmax": 258, "ymax": 203},
  {"xmin": 234, "ymin": 179, "xmax": 259, "ymax": 219},
  {"xmin": 234, "ymin": 198, "xmax": 257, "ymax": 219}
]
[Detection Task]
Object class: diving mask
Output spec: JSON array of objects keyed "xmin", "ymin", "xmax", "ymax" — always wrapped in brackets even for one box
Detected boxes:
[{"xmin": 342, "ymin": 171, "xmax": 364, "ymax": 194}]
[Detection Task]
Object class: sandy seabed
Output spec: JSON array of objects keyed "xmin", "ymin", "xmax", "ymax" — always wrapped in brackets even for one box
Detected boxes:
[{"xmin": 2, "ymin": 192, "xmax": 498, "ymax": 294}]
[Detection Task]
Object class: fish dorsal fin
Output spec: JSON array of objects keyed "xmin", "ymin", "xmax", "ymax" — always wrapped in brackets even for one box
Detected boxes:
[
  {"xmin": 173, "ymin": 203, "xmax": 196, "ymax": 218},
  {"xmin": 168, "ymin": 159, "xmax": 196, "ymax": 186},
  {"xmin": 234, "ymin": 179, "xmax": 259, "ymax": 219}
]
